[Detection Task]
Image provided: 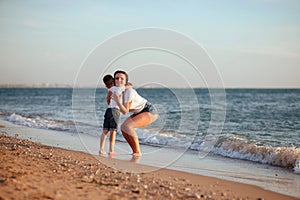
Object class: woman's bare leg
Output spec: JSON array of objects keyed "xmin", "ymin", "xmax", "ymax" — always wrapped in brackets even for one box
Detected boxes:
[{"xmin": 121, "ymin": 112, "xmax": 158, "ymax": 155}]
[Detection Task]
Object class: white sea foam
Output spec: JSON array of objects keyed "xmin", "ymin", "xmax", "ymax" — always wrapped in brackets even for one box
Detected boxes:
[
  {"xmin": 212, "ymin": 135, "xmax": 300, "ymax": 170},
  {"xmin": 136, "ymin": 131, "xmax": 300, "ymax": 170},
  {"xmin": 137, "ymin": 129, "xmax": 300, "ymax": 170},
  {"xmin": 5, "ymin": 113, "xmax": 300, "ymax": 171},
  {"xmin": 135, "ymin": 129, "xmax": 193, "ymax": 148},
  {"xmin": 8, "ymin": 113, "xmax": 76, "ymax": 132},
  {"xmin": 294, "ymin": 158, "xmax": 300, "ymax": 174}
]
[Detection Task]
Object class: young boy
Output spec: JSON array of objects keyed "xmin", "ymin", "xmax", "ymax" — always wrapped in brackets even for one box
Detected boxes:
[{"xmin": 100, "ymin": 74, "xmax": 131, "ymax": 155}]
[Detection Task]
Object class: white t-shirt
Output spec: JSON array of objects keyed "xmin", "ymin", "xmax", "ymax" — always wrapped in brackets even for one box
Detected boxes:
[
  {"xmin": 123, "ymin": 88, "xmax": 147, "ymax": 114},
  {"xmin": 108, "ymin": 86, "xmax": 125, "ymax": 109}
]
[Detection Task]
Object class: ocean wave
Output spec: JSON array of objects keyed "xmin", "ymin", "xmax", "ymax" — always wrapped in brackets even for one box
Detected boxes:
[
  {"xmin": 4, "ymin": 113, "xmax": 300, "ymax": 172},
  {"xmin": 211, "ymin": 135, "xmax": 300, "ymax": 171},
  {"xmin": 135, "ymin": 129, "xmax": 193, "ymax": 148},
  {"xmin": 0, "ymin": 111, "xmax": 8, "ymax": 115},
  {"xmin": 134, "ymin": 130, "xmax": 300, "ymax": 171},
  {"xmin": 294, "ymin": 159, "xmax": 300, "ymax": 174},
  {"xmin": 7, "ymin": 113, "xmax": 77, "ymax": 132}
]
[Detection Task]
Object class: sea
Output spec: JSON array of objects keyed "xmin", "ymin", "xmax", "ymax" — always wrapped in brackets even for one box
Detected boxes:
[{"xmin": 0, "ymin": 88, "xmax": 299, "ymax": 173}]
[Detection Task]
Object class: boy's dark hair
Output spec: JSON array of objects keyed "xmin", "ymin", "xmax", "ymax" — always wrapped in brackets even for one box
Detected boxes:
[
  {"xmin": 103, "ymin": 74, "xmax": 114, "ymax": 85},
  {"xmin": 114, "ymin": 70, "xmax": 128, "ymax": 84}
]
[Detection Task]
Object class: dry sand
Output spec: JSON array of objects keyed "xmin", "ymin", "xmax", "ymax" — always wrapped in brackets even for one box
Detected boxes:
[{"xmin": 0, "ymin": 133, "xmax": 298, "ymax": 200}]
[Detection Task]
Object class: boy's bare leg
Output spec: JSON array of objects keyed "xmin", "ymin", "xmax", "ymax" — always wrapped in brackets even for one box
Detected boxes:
[
  {"xmin": 99, "ymin": 130, "xmax": 109, "ymax": 155},
  {"xmin": 108, "ymin": 130, "xmax": 118, "ymax": 155}
]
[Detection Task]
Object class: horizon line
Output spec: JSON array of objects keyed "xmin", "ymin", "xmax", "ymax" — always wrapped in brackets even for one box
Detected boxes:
[{"xmin": 0, "ymin": 84, "xmax": 299, "ymax": 89}]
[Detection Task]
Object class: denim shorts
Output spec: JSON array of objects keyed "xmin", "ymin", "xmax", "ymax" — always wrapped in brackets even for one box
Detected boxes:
[
  {"xmin": 103, "ymin": 108, "xmax": 120, "ymax": 131},
  {"xmin": 133, "ymin": 102, "xmax": 158, "ymax": 116}
]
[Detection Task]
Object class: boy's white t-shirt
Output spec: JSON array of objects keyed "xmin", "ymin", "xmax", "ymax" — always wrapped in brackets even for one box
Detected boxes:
[
  {"xmin": 123, "ymin": 88, "xmax": 147, "ymax": 114},
  {"xmin": 108, "ymin": 86, "xmax": 125, "ymax": 109}
]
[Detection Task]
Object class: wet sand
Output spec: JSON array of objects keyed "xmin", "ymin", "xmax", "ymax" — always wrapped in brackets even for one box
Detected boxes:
[{"xmin": 0, "ymin": 133, "xmax": 298, "ymax": 200}]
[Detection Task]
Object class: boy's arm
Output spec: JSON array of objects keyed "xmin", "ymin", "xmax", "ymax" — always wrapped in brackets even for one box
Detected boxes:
[{"xmin": 106, "ymin": 91, "xmax": 112, "ymax": 105}]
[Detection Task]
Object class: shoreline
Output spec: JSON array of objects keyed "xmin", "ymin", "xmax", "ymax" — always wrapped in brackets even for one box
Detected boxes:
[
  {"xmin": 0, "ymin": 119, "xmax": 300, "ymax": 199},
  {"xmin": 1, "ymin": 133, "xmax": 299, "ymax": 200}
]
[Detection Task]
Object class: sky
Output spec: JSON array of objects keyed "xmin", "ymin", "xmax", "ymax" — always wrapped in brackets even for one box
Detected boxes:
[{"xmin": 0, "ymin": 0, "xmax": 300, "ymax": 88}]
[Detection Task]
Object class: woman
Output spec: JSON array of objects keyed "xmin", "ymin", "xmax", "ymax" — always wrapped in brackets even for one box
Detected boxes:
[{"xmin": 113, "ymin": 70, "xmax": 158, "ymax": 156}]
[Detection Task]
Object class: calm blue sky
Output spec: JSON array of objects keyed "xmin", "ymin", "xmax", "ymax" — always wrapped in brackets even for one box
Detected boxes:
[{"xmin": 0, "ymin": 0, "xmax": 299, "ymax": 88}]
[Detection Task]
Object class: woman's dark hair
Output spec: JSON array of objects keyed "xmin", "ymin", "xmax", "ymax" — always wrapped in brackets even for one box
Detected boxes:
[{"xmin": 114, "ymin": 70, "xmax": 128, "ymax": 84}]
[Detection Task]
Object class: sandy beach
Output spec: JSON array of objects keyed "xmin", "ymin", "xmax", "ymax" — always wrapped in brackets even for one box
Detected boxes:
[{"xmin": 0, "ymin": 132, "xmax": 298, "ymax": 200}]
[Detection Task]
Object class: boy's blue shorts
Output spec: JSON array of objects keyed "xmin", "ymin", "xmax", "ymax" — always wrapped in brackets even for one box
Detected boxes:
[{"xmin": 103, "ymin": 108, "xmax": 120, "ymax": 131}]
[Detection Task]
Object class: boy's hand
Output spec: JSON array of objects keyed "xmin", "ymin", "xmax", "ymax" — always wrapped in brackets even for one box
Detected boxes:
[{"xmin": 125, "ymin": 82, "xmax": 133, "ymax": 89}]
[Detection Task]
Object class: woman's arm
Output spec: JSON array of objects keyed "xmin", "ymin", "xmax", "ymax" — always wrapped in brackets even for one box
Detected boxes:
[{"xmin": 112, "ymin": 92, "xmax": 131, "ymax": 115}]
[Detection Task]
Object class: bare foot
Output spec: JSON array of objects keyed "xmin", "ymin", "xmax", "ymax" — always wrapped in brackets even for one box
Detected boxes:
[
  {"xmin": 99, "ymin": 150, "xmax": 106, "ymax": 155},
  {"xmin": 108, "ymin": 152, "xmax": 119, "ymax": 156},
  {"xmin": 130, "ymin": 155, "xmax": 141, "ymax": 163},
  {"xmin": 132, "ymin": 152, "xmax": 142, "ymax": 157}
]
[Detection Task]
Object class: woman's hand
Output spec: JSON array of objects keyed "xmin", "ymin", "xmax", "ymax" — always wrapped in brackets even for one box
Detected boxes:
[{"xmin": 112, "ymin": 92, "xmax": 130, "ymax": 115}]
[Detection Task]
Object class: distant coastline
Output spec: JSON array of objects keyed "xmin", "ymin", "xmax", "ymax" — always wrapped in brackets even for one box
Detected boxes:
[
  {"xmin": 0, "ymin": 84, "xmax": 73, "ymax": 88},
  {"xmin": 0, "ymin": 84, "xmax": 299, "ymax": 89}
]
